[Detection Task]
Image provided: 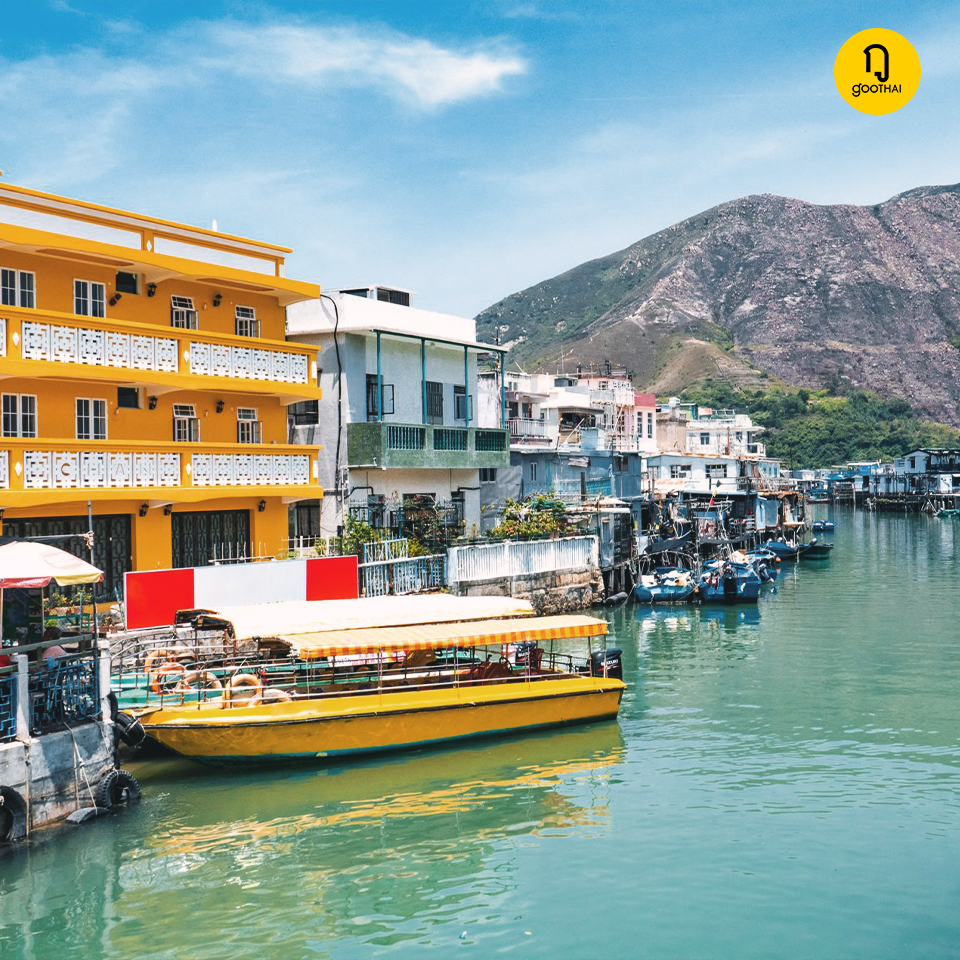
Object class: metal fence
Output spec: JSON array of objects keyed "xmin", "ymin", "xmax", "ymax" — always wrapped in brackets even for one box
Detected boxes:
[
  {"xmin": 0, "ymin": 671, "xmax": 17, "ymax": 743},
  {"xmin": 447, "ymin": 535, "xmax": 599, "ymax": 585},
  {"xmin": 362, "ymin": 538, "xmax": 410, "ymax": 563},
  {"xmin": 359, "ymin": 555, "xmax": 447, "ymax": 597},
  {"xmin": 28, "ymin": 654, "xmax": 101, "ymax": 735}
]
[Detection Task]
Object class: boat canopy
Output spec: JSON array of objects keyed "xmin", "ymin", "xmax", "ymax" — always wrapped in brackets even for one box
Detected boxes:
[
  {"xmin": 185, "ymin": 594, "xmax": 536, "ymax": 643},
  {"xmin": 285, "ymin": 614, "xmax": 609, "ymax": 660}
]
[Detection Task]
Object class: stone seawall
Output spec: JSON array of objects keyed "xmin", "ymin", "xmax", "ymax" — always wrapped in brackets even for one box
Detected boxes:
[{"xmin": 450, "ymin": 566, "xmax": 603, "ymax": 615}]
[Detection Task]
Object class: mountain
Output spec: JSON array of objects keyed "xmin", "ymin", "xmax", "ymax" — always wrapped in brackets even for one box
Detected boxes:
[{"xmin": 476, "ymin": 185, "xmax": 960, "ymax": 426}]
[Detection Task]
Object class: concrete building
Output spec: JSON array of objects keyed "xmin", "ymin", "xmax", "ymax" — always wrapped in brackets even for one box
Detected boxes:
[
  {"xmin": 286, "ymin": 286, "xmax": 509, "ymax": 545},
  {"xmin": 0, "ymin": 182, "xmax": 322, "ymax": 594},
  {"xmin": 657, "ymin": 397, "xmax": 766, "ymax": 458}
]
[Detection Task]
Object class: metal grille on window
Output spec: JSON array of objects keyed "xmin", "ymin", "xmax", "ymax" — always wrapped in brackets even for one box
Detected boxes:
[
  {"xmin": 426, "ymin": 381, "xmax": 443, "ymax": 424},
  {"xmin": 235, "ymin": 306, "xmax": 260, "ymax": 338},
  {"xmin": 170, "ymin": 295, "xmax": 198, "ymax": 329},
  {"xmin": 237, "ymin": 407, "xmax": 262, "ymax": 444}
]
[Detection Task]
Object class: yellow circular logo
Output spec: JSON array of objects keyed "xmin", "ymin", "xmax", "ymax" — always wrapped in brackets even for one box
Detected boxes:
[{"xmin": 834, "ymin": 28, "xmax": 920, "ymax": 114}]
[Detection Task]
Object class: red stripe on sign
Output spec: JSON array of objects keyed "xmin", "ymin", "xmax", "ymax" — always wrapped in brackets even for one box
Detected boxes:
[
  {"xmin": 305, "ymin": 555, "xmax": 359, "ymax": 601},
  {"xmin": 124, "ymin": 568, "xmax": 196, "ymax": 630}
]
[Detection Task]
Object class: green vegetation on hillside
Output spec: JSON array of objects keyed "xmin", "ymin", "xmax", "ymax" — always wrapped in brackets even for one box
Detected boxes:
[{"xmin": 678, "ymin": 382, "xmax": 960, "ymax": 468}]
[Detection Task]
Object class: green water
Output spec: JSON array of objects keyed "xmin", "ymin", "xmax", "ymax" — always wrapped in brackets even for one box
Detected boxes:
[{"xmin": 2, "ymin": 508, "xmax": 960, "ymax": 959}]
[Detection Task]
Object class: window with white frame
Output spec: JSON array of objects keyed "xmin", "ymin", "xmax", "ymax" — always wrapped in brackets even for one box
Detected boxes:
[
  {"xmin": 705, "ymin": 464, "xmax": 728, "ymax": 480},
  {"xmin": 76, "ymin": 398, "xmax": 107, "ymax": 440},
  {"xmin": 1, "ymin": 394, "xmax": 37, "ymax": 437},
  {"xmin": 700, "ymin": 432, "xmax": 710, "ymax": 446},
  {"xmin": 170, "ymin": 295, "xmax": 198, "ymax": 329},
  {"xmin": 669, "ymin": 464, "xmax": 692, "ymax": 479},
  {"xmin": 237, "ymin": 407, "xmax": 262, "ymax": 443},
  {"xmin": 235, "ymin": 306, "xmax": 260, "ymax": 338},
  {"xmin": 173, "ymin": 403, "xmax": 200, "ymax": 442},
  {"xmin": 74, "ymin": 279, "xmax": 106, "ymax": 318},
  {"xmin": 1, "ymin": 268, "xmax": 36, "ymax": 308}
]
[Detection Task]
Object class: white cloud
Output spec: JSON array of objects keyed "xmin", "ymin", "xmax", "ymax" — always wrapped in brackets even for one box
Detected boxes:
[{"xmin": 198, "ymin": 20, "xmax": 527, "ymax": 108}]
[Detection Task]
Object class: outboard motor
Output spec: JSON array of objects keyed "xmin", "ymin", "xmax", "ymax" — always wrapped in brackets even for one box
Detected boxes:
[{"xmin": 589, "ymin": 648, "xmax": 623, "ymax": 681}]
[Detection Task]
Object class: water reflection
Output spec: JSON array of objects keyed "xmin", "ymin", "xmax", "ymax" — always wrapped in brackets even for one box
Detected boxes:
[{"xmin": 0, "ymin": 724, "xmax": 624, "ymax": 959}]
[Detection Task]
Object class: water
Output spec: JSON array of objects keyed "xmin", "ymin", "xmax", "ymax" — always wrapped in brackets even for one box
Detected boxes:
[{"xmin": 2, "ymin": 508, "xmax": 959, "ymax": 959}]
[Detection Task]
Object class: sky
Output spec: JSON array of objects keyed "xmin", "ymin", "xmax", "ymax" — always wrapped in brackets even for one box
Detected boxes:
[{"xmin": 1, "ymin": 1, "xmax": 958, "ymax": 317}]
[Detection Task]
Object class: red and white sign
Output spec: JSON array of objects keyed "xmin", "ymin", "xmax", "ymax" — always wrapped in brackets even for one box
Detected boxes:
[{"xmin": 124, "ymin": 556, "xmax": 359, "ymax": 630}]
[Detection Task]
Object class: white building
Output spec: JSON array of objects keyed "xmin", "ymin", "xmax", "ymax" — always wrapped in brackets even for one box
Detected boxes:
[{"xmin": 286, "ymin": 286, "xmax": 509, "ymax": 544}]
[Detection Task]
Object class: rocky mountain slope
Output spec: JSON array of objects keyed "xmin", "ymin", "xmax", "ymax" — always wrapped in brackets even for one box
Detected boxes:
[{"xmin": 477, "ymin": 185, "xmax": 960, "ymax": 426}]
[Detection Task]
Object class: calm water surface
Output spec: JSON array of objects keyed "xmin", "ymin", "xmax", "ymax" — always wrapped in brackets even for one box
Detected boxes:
[{"xmin": 2, "ymin": 508, "xmax": 959, "ymax": 959}]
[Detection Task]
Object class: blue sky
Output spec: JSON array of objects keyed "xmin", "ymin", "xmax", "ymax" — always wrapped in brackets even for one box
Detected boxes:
[{"xmin": 1, "ymin": 1, "xmax": 957, "ymax": 316}]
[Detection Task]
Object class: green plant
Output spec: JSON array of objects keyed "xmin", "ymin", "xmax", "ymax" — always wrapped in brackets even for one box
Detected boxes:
[{"xmin": 488, "ymin": 495, "xmax": 569, "ymax": 541}]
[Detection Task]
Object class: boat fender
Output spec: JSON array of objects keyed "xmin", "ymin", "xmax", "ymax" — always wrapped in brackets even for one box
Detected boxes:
[
  {"xmin": 150, "ymin": 662, "xmax": 185, "ymax": 695},
  {"xmin": 605, "ymin": 592, "xmax": 628, "ymax": 605},
  {"xmin": 107, "ymin": 690, "xmax": 119, "ymax": 722},
  {"xmin": 260, "ymin": 687, "xmax": 293, "ymax": 704},
  {"xmin": 95, "ymin": 769, "xmax": 141, "ymax": 810},
  {"xmin": 175, "ymin": 670, "xmax": 224, "ymax": 693},
  {"xmin": 226, "ymin": 673, "xmax": 263, "ymax": 706},
  {"xmin": 114, "ymin": 711, "xmax": 147, "ymax": 748},
  {"xmin": 0, "ymin": 786, "xmax": 28, "ymax": 842}
]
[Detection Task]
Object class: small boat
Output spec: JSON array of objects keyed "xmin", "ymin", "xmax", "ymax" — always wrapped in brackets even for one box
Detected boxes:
[
  {"xmin": 799, "ymin": 539, "xmax": 833, "ymax": 560},
  {"xmin": 134, "ymin": 603, "xmax": 626, "ymax": 765},
  {"xmin": 697, "ymin": 557, "xmax": 762, "ymax": 604},
  {"xmin": 744, "ymin": 548, "xmax": 780, "ymax": 582},
  {"xmin": 633, "ymin": 567, "xmax": 696, "ymax": 603},
  {"xmin": 762, "ymin": 538, "xmax": 811, "ymax": 560},
  {"xmin": 936, "ymin": 508, "xmax": 959, "ymax": 519},
  {"xmin": 811, "ymin": 520, "xmax": 835, "ymax": 532}
]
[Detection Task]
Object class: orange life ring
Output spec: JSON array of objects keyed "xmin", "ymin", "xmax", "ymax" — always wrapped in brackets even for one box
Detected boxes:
[
  {"xmin": 175, "ymin": 670, "xmax": 224, "ymax": 693},
  {"xmin": 225, "ymin": 672, "xmax": 263, "ymax": 707},
  {"xmin": 151, "ymin": 662, "xmax": 185, "ymax": 694},
  {"xmin": 144, "ymin": 648, "xmax": 175, "ymax": 673}
]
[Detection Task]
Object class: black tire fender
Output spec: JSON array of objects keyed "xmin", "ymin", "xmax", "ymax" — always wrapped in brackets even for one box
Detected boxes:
[
  {"xmin": 95, "ymin": 769, "xmax": 142, "ymax": 810},
  {"xmin": 114, "ymin": 711, "xmax": 147, "ymax": 748},
  {"xmin": 0, "ymin": 786, "xmax": 28, "ymax": 842}
]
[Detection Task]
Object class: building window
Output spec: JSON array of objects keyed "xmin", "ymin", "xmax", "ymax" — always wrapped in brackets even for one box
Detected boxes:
[
  {"xmin": 237, "ymin": 407, "xmax": 262, "ymax": 444},
  {"xmin": 173, "ymin": 403, "xmax": 200, "ymax": 442},
  {"xmin": 288, "ymin": 400, "xmax": 319, "ymax": 425},
  {"xmin": 705, "ymin": 464, "xmax": 728, "ymax": 479},
  {"xmin": 76, "ymin": 398, "xmax": 107, "ymax": 440},
  {"xmin": 646, "ymin": 412, "xmax": 653, "ymax": 438},
  {"xmin": 235, "ymin": 305, "xmax": 260, "ymax": 338},
  {"xmin": 1, "ymin": 268, "xmax": 36, "ymax": 308},
  {"xmin": 117, "ymin": 386, "xmax": 141, "ymax": 409},
  {"xmin": 700, "ymin": 432, "xmax": 710, "ymax": 446},
  {"xmin": 366, "ymin": 374, "xmax": 395, "ymax": 419},
  {"xmin": 530, "ymin": 462, "xmax": 538, "ymax": 482},
  {"xmin": 1, "ymin": 394, "xmax": 37, "ymax": 437},
  {"xmin": 170, "ymin": 295, "xmax": 198, "ymax": 329},
  {"xmin": 115, "ymin": 271, "xmax": 139, "ymax": 294},
  {"xmin": 74, "ymin": 280, "xmax": 106, "ymax": 318},
  {"xmin": 669, "ymin": 464, "xmax": 691, "ymax": 479},
  {"xmin": 480, "ymin": 468, "xmax": 497, "ymax": 483},
  {"xmin": 454, "ymin": 385, "xmax": 472, "ymax": 421},
  {"xmin": 426, "ymin": 381, "xmax": 443, "ymax": 424}
]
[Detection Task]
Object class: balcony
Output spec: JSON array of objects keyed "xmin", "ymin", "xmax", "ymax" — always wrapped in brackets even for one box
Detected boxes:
[
  {"xmin": 347, "ymin": 422, "xmax": 509, "ymax": 470},
  {"xmin": 0, "ymin": 309, "xmax": 321, "ymax": 403},
  {"xmin": 0, "ymin": 438, "xmax": 320, "ymax": 506},
  {"xmin": 508, "ymin": 417, "xmax": 551, "ymax": 445}
]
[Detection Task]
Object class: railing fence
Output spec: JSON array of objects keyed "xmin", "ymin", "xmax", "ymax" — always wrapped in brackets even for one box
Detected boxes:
[{"xmin": 447, "ymin": 536, "xmax": 598, "ymax": 585}]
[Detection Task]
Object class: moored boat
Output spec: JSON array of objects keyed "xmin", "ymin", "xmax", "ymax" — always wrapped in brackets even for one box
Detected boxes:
[
  {"xmin": 799, "ymin": 539, "xmax": 833, "ymax": 560},
  {"xmin": 697, "ymin": 558, "xmax": 762, "ymax": 604},
  {"xmin": 811, "ymin": 520, "xmax": 836, "ymax": 532},
  {"xmin": 136, "ymin": 611, "xmax": 625, "ymax": 765},
  {"xmin": 633, "ymin": 567, "xmax": 697, "ymax": 603}
]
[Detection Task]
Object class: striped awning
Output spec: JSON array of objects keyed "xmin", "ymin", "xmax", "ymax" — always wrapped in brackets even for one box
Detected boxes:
[{"xmin": 286, "ymin": 614, "xmax": 609, "ymax": 660}]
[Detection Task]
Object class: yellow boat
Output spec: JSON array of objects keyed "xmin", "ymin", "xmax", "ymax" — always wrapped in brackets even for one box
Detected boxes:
[{"xmin": 137, "ymin": 610, "xmax": 625, "ymax": 765}]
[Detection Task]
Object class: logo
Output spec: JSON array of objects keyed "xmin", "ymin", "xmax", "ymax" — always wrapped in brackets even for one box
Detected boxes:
[{"xmin": 834, "ymin": 28, "xmax": 920, "ymax": 115}]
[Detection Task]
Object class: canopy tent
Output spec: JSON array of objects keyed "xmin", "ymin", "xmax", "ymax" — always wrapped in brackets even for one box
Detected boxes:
[
  {"xmin": 0, "ymin": 539, "xmax": 103, "ymax": 589},
  {"xmin": 188, "ymin": 595, "xmax": 536, "ymax": 644},
  {"xmin": 283, "ymin": 614, "xmax": 609, "ymax": 660}
]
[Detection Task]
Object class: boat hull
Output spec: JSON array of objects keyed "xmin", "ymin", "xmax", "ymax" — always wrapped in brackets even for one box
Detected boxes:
[{"xmin": 139, "ymin": 676, "xmax": 626, "ymax": 764}]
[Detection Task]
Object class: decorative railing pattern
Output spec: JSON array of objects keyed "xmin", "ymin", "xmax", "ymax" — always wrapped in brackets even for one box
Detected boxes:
[
  {"xmin": 434, "ymin": 428, "xmax": 467, "ymax": 451},
  {"xmin": 0, "ymin": 317, "xmax": 6, "ymax": 357},
  {"xmin": 447, "ymin": 535, "xmax": 598, "ymax": 585},
  {"xmin": 475, "ymin": 430, "xmax": 507, "ymax": 452},
  {"xmin": 0, "ymin": 670, "xmax": 17, "ymax": 743},
  {"xmin": 0, "ymin": 450, "xmax": 7, "ymax": 489},
  {"xmin": 22, "ymin": 320, "xmax": 179, "ymax": 372},
  {"xmin": 21, "ymin": 451, "xmax": 182, "ymax": 489},
  {"xmin": 386, "ymin": 425, "xmax": 425, "ymax": 450},
  {"xmin": 191, "ymin": 453, "xmax": 311, "ymax": 487},
  {"xmin": 29, "ymin": 655, "xmax": 100, "ymax": 735},
  {"xmin": 362, "ymin": 538, "xmax": 410, "ymax": 563},
  {"xmin": 359, "ymin": 555, "xmax": 446, "ymax": 597},
  {"xmin": 189, "ymin": 341, "xmax": 308, "ymax": 384}
]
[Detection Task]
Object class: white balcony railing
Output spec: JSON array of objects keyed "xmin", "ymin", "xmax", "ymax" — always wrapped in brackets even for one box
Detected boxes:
[{"xmin": 509, "ymin": 417, "xmax": 549, "ymax": 438}]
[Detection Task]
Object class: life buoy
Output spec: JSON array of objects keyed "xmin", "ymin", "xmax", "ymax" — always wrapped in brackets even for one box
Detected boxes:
[
  {"xmin": 150, "ymin": 662, "xmax": 185, "ymax": 694},
  {"xmin": 225, "ymin": 673, "xmax": 263, "ymax": 706},
  {"xmin": 95, "ymin": 769, "xmax": 141, "ymax": 810},
  {"xmin": 175, "ymin": 670, "xmax": 223, "ymax": 693},
  {"xmin": 260, "ymin": 687, "xmax": 293, "ymax": 704},
  {"xmin": 143, "ymin": 648, "xmax": 175, "ymax": 673}
]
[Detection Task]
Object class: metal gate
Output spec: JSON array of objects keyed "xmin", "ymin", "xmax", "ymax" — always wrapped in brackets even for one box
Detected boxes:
[{"xmin": 171, "ymin": 510, "xmax": 250, "ymax": 568}]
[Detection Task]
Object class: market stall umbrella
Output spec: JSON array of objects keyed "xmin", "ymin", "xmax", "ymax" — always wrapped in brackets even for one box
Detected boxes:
[{"xmin": 0, "ymin": 539, "xmax": 103, "ymax": 588}]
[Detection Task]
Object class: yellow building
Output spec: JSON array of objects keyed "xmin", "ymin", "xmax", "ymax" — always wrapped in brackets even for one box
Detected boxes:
[{"xmin": 0, "ymin": 182, "xmax": 322, "ymax": 597}]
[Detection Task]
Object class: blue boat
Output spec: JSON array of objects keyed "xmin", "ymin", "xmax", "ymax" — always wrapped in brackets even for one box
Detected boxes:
[
  {"xmin": 697, "ymin": 560, "xmax": 762, "ymax": 604},
  {"xmin": 799, "ymin": 539, "xmax": 833, "ymax": 560},
  {"xmin": 634, "ymin": 567, "xmax": 697, "ymax": 603},
  {"xmin": 811, "ymin": 520, "xmax": 835, "ymax": 532},
  {"xmin": 762, "ymin": 538, "xmax": 811, "ymax": 560},
  {"xmin": 744, "ymin": 548, "xmax": 780, "ymax": 582}
]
